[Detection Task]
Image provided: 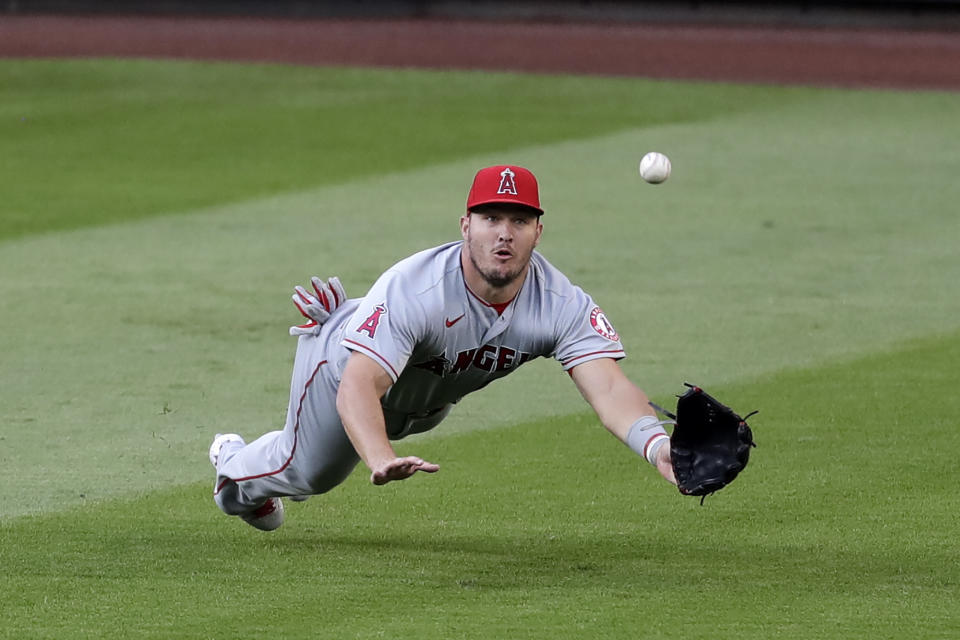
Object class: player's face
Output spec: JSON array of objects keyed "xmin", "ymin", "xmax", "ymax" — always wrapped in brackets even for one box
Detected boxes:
[{"xmin": 461, "ymin": 207, "xmax": 543, "ymax": 289}]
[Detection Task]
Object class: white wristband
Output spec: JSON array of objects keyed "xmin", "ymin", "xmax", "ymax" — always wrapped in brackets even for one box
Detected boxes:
[
  {"xmin": 626, "ymin": 415, "xmax": 671, "ymax": 465},
  {"xmin": 645, "ymin": 435, "xmax": 670, "ymax": 466}
]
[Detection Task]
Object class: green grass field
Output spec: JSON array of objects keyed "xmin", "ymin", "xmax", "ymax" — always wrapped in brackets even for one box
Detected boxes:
[{"xmin": 1, "ymin": 59, "xmax": 958, "ymax": 639}]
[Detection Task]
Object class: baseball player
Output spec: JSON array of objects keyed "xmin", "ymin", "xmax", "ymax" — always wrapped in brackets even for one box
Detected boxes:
[{"xmin": 209, "ymin": 165, "xmax": 676, "ymax": 531}]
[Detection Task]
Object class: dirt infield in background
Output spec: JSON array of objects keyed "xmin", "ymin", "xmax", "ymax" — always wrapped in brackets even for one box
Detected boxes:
[{"xmin": 1, "ymin": 14, "xmax": 959, "ymax": 90}]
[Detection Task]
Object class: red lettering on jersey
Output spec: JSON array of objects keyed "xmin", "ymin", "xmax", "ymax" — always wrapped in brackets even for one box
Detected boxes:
[
  {"xmin": 494, "ymin": 346, "xmax": 516, "ymax": 372},
  {"xmin": 450, "ymin": 348, "xmax": 477, "ymax": 374},
  {"xmin": 473, "ymin": 344, "xmax": 498, "ymax": 372},
  {"xmin": 356, "ymin": 303, "xmax": 387, "ymax": 338}
]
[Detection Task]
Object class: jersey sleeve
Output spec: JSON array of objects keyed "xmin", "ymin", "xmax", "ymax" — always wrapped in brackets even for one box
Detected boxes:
[
  {"xmin": 340, "ymin": 269, "xmax": 427, "ymax": 382},
  {"xmin": 552, "ymin": 289, "xmax": 626, "ymax": 371}
]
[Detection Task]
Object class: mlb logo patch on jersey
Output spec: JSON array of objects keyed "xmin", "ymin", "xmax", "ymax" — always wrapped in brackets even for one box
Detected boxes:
[{"xmin": 590, "ymin": 307, "xmax": 619, "ymax": 341}]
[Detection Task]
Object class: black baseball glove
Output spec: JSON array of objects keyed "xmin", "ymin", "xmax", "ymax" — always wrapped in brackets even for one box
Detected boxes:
[{"xmin": 652, "ymin": 383, "xmax": 757, "ymax": 503}]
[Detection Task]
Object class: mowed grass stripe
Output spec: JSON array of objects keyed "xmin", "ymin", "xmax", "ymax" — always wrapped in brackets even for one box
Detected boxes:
[
  {"xmin": 3, "ymin": 84, "xmax": 960, "ymax": 518},
  {"xmin": 0, "ymin": 59, "xmax": 797, "ymax": 241},
  {"xmin": 2, "ymin": 330, "xmax": 958, "ymax": 639}
]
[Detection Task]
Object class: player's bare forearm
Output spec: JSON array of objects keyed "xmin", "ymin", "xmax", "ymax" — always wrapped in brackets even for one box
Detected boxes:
[
  {"xmin": 570, "ymin": 358, "xmax": 676, "ymax": 485},
  {"xmin": 336, "ymin": 352, "xmax": 438, "ymax": 485},
  {"xmin": 336, "ymin": 353, "xmax": 399, "ymax": 468},
  {"xmin": 569, "ymin": 358, "xmax": 656, "ymax": 443}
]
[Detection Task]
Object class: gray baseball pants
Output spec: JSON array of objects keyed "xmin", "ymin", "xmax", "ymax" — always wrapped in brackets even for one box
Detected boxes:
[{"xmin": 213, "ymin": 333, "xmax": 359, "ymax": 516}]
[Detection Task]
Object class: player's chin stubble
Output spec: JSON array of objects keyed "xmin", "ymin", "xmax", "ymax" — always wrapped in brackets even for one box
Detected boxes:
[{"xmin": 468, "ymin": 247, "xmax": 527, "ymax": 289}]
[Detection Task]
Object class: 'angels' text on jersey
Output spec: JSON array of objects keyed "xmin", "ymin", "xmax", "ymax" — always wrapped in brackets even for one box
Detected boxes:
[{"xmin": 412, "ymin": 344, "xmax": 534, "ymax": 377}]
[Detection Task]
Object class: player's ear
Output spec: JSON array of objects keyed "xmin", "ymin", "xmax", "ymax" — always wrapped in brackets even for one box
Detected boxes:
[
  {"xmin": 533, "ymin": 218, "xmax": 543, "ymax": 247},
  {"xmin": 460, "ymin": 213, "xmax": 471, "ymax": 239}
]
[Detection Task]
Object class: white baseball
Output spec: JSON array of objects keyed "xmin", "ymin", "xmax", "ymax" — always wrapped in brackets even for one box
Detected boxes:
[{"xmin": 639, "ymin": 152, "xmax": 671, "ymax": 184}]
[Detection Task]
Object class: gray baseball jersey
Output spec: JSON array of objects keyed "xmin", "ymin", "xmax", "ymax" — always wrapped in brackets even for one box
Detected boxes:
[
  {"xmin": 341, "ymin": 240, "xmax": 624, "ymax": 436},
  {"xmin": 214, "ymin": 240, "xmax": 625, "ymax": 512}
]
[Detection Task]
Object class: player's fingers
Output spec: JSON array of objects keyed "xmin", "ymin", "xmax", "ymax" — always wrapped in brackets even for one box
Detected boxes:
[
  {"xmin": 294, "ymin": 289, "xmax": 333, "ymax": 324},
  {"xmin": 405, "ymin": 457, "xmax": 439, "ymax": 474},
  {"xmin": 310, "ymin": 276, "xmax": 332, "ymax": 311},
  {"xmin": 372, "ymin": 456, "xmax": 439, "ymax": 483},
  {"xmin": 292, "ymin": 293, "xmax": 311, "ymax": 319},
  {"xmin": 328, "ymin": 276, "xmax": 346, "ymax": 307},
  {"xmin": 393, "ymin": 459, "xmax": 418, "ymax": 475},
  {"xmin": 294, "ymin": 285, "xmax": 314, "ymax": 305}
]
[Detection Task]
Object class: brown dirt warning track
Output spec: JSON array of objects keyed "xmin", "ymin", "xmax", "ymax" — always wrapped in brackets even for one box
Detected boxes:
[{"xmin": 1, "ymin": 14, "xmax": 959, "ymax": 90}]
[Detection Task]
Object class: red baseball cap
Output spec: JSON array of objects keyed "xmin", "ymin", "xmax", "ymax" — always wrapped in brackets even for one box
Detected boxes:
[{"xmin": 466, "ymin": 165, "xmax": 543, "ymax": 215}]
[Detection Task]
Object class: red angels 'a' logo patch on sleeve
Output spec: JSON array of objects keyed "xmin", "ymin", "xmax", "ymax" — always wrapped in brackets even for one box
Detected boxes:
[
  {"xmin": 356, "ymin": 303, "xmax": 387, "ymax": 338},
  {"xmin": 590, "ymin": 306, "xmax": 619, "ymax": 341}
]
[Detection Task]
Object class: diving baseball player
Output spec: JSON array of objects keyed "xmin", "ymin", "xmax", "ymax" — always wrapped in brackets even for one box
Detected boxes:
[{"xmin": 210, "ymin": 165, "xmax": 676, "ymax": 531}]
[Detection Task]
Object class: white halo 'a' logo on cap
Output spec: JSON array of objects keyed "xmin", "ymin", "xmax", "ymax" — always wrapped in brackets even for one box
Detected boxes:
[{"xmin": 497, "ymin": 168, "xmax": 518, "ymax": 195}]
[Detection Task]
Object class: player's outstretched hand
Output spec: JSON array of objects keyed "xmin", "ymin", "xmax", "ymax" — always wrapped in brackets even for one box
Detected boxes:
[
  {"xmin": 290, "ymin": 276, "xmax": 347, "ymax": 336},
  {"xmin": 654, "ymin": 441, "xmax": 677, "ymax": 486},
  {"xmin": 370, "ymin": 456, "xmax": 440, "ymax": 485}
]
